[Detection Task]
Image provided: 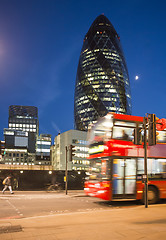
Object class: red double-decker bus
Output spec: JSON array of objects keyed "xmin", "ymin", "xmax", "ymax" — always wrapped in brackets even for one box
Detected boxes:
[{"xmin": 84, "ymin": 113, "xmax": 166, "ymax": 204}]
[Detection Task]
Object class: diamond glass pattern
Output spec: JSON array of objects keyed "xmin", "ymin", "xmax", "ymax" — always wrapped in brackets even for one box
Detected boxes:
[{"xmin": 74, "ymin": 15, "xmax": 132, "ymax": 131}]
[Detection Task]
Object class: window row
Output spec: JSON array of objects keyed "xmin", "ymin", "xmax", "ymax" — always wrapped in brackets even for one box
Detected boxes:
[{"xmin": 9, "ymin": 123, "xmax": 36, "ymax": 128}]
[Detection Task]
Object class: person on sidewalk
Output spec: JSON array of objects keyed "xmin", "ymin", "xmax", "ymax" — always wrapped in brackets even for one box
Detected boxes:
[
  {"xmin": 13, "ymin": 178, "xmax": 19, "ymax": 190},
  {"xmin": 2, "ymin": 176, "xmax": 14, "ymax": 194}
]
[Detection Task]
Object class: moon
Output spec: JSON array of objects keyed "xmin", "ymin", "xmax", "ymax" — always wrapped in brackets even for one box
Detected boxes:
[{"xmin": 135, "ymin": 75, "xmax": 139, "ymax": 80}]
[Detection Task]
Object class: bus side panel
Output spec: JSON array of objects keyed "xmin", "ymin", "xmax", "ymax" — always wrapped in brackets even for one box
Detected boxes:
[
  {"xmin": 136, "ymin": 180, "xmax": 166, "ymax": 200},
  {"xmin": 159, "ymin": 181, "xmax": 166, "ymax": 198},
  {"xmin": 148, "ymin": 180, "xmax": 166, "ymax": 199},
  {"xmin": 136, "ymin": 181, "xmax": 144, "ymax": 200}
]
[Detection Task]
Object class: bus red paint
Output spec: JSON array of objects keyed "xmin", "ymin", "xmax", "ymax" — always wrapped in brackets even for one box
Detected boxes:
[{"xmin": 84, "ymin": 113, "xmax": 166, "ymax": 203}]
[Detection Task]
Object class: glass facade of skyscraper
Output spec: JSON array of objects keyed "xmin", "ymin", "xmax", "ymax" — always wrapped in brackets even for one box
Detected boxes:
[
  {"xmin": 8, "ymin": 105, "xmax": 39, "ymax": 135},
  {"xmin": 74, "ymin": 15, "xmax": 132, "ymax": 131}
]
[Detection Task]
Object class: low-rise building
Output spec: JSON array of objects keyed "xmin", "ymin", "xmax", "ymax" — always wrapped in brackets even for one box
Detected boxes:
[
  {"xmin": 36, "ymin": 134, "xmax": 52, "ymax": 165},
  {"xmin": 51, "ymin": 130, "xmax": 89, "ymax": 171}
]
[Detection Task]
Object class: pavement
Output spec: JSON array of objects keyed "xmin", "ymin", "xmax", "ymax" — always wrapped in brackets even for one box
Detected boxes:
[{"xmin": 0, "ymin": 193, "xmax": 166, "ymax": 239}]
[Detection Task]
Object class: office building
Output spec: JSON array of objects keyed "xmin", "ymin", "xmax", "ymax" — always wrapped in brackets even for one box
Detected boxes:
[
  {"xmin": 74, "ymin": 14, "xmax": 132, "ymax": 131},
  {"xmin": 8, "ymin": 105, "xmax": 39, "ymax": 136},
  {"xmin": 36, "ymin": 134, "xmax": 52, "ymax": 165},
  {"xmin": 2, "ymin": 129, "xmax": 36, "ymax": 165},
  {"xmin": 4, "ymin": 129, "xmax": 36, "ymax": 153},
  {"xmin": 2, "ymin": 105, "xmax": 39, "ymax": 165},
  {"xmin": 51, "ymin": 130, "xmax": 89, "ymax": 171}
]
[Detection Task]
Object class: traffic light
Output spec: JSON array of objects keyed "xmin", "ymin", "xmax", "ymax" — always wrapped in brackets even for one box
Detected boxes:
[
  {"xmin": 0, "ymin": 141, "xmax": 5, "ymax": 155},
  {"xmin": 133, "ymin": 128, "xmax": 142, "ymax": 145},
  {"xmin": 148, "ymin": 114, "xmax": 156, "ymax": 146},
  {"xmin": 69, "ymin": 145, "xmax": 76, "ymax": 162}
]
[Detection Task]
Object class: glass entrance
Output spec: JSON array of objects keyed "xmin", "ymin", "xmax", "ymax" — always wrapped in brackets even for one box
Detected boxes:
[{"xmin": 112, "ymin": 158, "xmax": 136, "ymax": 198}]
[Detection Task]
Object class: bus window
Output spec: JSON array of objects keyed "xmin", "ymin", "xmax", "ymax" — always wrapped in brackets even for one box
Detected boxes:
[
  {"xmin": 156, "ymin": 131, "xmax": 166, "ymax": 143},
  {"xmin": 89, "ymin": 158, "xmax": 111, "ymax": 180},
  {"xmin": 88, "ymin": 116, "xmax": 113, "ymax": 144},
  {"xmin": 137, "ymin": 158, "xmax": 166, "ymax": 178},
  {"xmin": 114, "ymin": 121, "xmax": 136, "ymax": 127},
  {"xmin": 112, "ymin": 126, "xmax": 134, "ymax": 141},
  {"xmin": 149, "ymin": 159, "xmax": 166, "ymax": 178}
]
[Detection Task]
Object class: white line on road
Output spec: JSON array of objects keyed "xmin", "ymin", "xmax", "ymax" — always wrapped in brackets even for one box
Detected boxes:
[
  {"xmin": 13, "ymin": 208, "xmax": 125, "ymax": 221},
  {"xmin": 6, "ymin": 200, "xmax": 23, "ymax": 217}
]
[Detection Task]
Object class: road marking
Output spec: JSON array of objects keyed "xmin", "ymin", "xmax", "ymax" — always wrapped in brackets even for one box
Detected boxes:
[
  {"xmin": 6, "ymin": 200, "xmax": 23, "ymax": 217},
  {"xmin": 0, "ymin": 194, "xmax": 67, "ymax": 200},
  {"xmin": 16, "ymin": 208, "xmax": 122, "ymax": 220},
  {"xmin": 0, "ymin": 215, "xmax": 22, "ymax": 220}
]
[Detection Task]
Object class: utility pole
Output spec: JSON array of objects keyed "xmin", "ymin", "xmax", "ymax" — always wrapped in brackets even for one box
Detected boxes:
[
  {"xmin": 134, "ymin": 114, "xmax": 158, "ymax": 208},
  {"xmin": 143, "ymin": 116, "xmax": 148, "ymax": 208}
]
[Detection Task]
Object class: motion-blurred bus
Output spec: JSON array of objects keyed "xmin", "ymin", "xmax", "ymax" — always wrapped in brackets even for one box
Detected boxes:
[{"xmin": 84, "ymin": 113, "xmax": 166, "ymax": 204}]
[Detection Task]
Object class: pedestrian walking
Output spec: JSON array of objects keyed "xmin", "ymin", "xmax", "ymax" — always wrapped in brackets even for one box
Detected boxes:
[
  {"xmin": 2, "ymin": 176, "xmax": 14, "ymax": 194},
  {"xmin": 13, "ymin": 178, "xmax": 19, "ymax": 190}
]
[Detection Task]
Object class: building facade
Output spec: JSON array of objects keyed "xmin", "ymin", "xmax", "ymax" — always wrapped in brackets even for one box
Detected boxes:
[
  {"xmin": 4, "ymin": 129, "xmax": 36, "ymax": 153},
  {"xmin": 8, "ymin": 105, "xmax": 39, "ymax": 136},
  {"xmin": 36, "ymin": 134, "xmax": 52, "ymax": 165},
  {"xmin": 51, "ymin": 130, "xmax": 89, "ymax": 171},
  {"xmin": 2, "ymin": 129, "xmax": 36, "ymax": 165},
  {"xmin": 1, "ymin": 105, "xmax": 52, "ymax": 166},
  {"xmin": 74, "ymin": 14, "xmax": 132, "ymax": 131},
  {"xmin": 1, "ymin": 105, "xmax": 38, "ymax": 165}
]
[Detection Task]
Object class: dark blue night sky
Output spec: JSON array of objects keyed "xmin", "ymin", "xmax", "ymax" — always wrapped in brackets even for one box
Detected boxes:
[{"xmin": 0, "ymin": 0, "xmax": 166, "ymax": 140}]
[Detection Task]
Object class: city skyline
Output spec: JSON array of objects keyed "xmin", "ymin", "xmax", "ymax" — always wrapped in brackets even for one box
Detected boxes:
[{"xmin": 0, "ymin": 0, "xmax": 166, "ymax": 140}]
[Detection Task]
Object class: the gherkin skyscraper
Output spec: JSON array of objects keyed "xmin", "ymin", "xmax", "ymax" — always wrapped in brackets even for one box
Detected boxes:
[{"xmin": 74, "ymin": 15, "xmax": 132, "ymax": 131}]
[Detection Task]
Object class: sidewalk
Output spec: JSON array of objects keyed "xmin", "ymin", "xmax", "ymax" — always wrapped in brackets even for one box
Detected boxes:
[
  {"xmin": 0, "ymin": 190, "xmax": 84, "ymax": 194},
  {"xmin": 0, "ymin": 202, "xmax": 166, "ymax": 240},
  {"xmin": 0, "ymin": 190, "xmax": 85, "ymax": 197}
]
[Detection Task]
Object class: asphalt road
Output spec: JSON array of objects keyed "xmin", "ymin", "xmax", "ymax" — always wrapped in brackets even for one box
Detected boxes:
[{"xmin": 0, "ymin": 191, "xmax": 143, "ymax": 220}]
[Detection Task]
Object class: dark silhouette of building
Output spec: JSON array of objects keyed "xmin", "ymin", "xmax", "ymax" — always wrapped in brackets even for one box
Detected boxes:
[
  {"xmin": 2, "ymin": 105, "xmax": 39, "ymax": 165},
  {"xmin": 8, "ymin": 105, "xmax": 39, "ymax": 136},
  {"xmin": 74, "ymin": 14, "xmax": 132, "ymax": 131}
]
